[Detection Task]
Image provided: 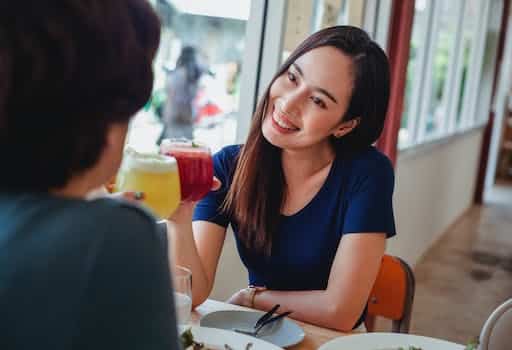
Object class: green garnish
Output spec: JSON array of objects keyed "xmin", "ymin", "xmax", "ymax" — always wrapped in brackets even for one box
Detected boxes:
[
  {"xmin": 180, "ymin": 328, "xmax": 194, "ymax": 348},
  {"xmin": 191, "ymin": 141, "xmax": 199, "ymax": 148},
  {"xmin": 465, "ymin": 337, "xmax": 479, "ymax": 350}
]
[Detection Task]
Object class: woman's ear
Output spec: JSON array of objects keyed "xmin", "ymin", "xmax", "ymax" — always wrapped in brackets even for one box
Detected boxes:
[{"xmin": 333, "ymin": 117, "xmax": 360, "ymax": 138}]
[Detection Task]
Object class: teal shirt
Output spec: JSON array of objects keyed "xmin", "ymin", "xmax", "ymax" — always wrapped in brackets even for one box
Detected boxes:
[{"xmin": 0, "ymin": 193, "xmax": 180, "ymax": 349}]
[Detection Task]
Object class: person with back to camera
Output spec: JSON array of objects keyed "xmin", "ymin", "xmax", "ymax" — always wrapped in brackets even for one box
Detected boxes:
[
  {"xmin": 165, "ymin": 25, "xmax": 396, "ymax": 332},
  {"xmin": 0, "ymin": 1, "xmax": 182, "ymax": 348}
]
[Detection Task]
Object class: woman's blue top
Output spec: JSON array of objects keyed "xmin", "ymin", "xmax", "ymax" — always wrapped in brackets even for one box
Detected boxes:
[{"xmin": 193, "ymin": 145, "xmax": 396, "ymax": 327}]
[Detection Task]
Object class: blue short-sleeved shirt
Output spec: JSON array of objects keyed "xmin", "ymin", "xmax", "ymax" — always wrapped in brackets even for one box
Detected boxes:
[
  {"xmin": 194, "ymin": 144, "xmax": 395, "ymax": 293},
  {"xmin": 194, "ymin": 145, "xmax": 396, "ymax": 290}
]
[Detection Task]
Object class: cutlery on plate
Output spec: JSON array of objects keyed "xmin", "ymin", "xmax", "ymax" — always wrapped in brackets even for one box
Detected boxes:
[
  {"xmin": 234, "ymin": 311, "xmax": 293, "ymax": 336},
  {"xmin": 255, "ymin": 304, "xmax": 280, "ymax": 328}
]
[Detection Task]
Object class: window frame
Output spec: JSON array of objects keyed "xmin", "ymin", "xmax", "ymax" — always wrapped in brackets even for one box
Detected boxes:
[{"xmin": 398, "ymin": 0, "xmax": 494, "ymax": 151}]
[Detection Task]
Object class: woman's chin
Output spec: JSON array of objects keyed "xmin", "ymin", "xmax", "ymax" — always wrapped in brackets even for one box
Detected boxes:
[{"xmin": 261, "ymin": 122, "xmax": 281, "ymax": 148}]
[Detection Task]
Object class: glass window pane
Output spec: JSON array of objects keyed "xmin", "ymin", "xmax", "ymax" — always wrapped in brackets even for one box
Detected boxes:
[
  {"xmin": 423, "ymin": 1, "xmax": 460, "ymax": 138},
  {"xmin": 282, "ymin": 0, "xmax": 366, "ymax": 63},
  {"xmin": 455, "ymin": 0, "xmax": 479, "ymax": 127},
  {"xmin": 127, "ymin": 0, "xmax": 252, "ymax": 153},
  {"xmin": 398, "ymin": 0, "xmax": 430, "ymax": 147}
]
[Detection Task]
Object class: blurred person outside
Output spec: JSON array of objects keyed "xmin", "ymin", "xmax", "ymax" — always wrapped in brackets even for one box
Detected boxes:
[{"xmin": 159, "ymin": 45, "xmax": 207, "ymax": 142}]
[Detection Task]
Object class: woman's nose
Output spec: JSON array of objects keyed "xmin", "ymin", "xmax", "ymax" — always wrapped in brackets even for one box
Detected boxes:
[{"xmin": 281, "ymin": 88, "xmax": 307, "ymax": 114}]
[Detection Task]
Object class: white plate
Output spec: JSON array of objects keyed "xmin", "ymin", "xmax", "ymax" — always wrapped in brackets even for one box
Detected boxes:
[
  {"xmin": 180, "ymin": 326, "xmax": 283, "ymax": 349},
  {"xmin": 318, "ymin": 332, "xmax": 466, "ymax": 350},
  {"xmin": 200, "ymin": 310, "xmax": 305, "ymax": 348}
]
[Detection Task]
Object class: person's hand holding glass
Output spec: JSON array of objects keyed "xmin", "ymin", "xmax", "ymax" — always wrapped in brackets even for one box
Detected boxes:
[{"xmin": 115, "ymin": 146, "xmax": 181, "ymax": 218}]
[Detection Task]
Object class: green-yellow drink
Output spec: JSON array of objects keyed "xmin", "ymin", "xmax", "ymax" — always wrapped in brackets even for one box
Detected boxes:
[{"xmin": 115, "ymin": 147, "xmax": 181, "ymax": 218}]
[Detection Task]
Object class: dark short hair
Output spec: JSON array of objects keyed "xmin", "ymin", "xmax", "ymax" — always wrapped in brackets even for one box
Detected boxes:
[{"xmin": 0, "ymin": 0, "xmax": 161, "ymax": 191}]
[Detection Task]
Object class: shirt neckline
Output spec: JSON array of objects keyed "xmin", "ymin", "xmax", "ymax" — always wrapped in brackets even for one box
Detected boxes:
[{"xmin": 280, "ymin": 155, "xmax": 339, "ymax": 219}]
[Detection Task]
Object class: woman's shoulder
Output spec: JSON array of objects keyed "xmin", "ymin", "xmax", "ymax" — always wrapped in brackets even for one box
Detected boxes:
[
  {"xmin": 215, "ymin": 144, "xmax": 242, "ymax": 158},
  {"xmin": 344, "ymin": 146, "xmax": 393, "ymax": 174},
  {"xmin": 213, "ymin": 144, "xmax": 242, "ymax": 169}
]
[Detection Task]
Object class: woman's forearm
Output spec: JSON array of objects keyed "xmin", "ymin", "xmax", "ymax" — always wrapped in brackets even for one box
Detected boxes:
[
  {"xmin": 166, "ymin": 220, "xmax": 211, "ymax": 307},
  {"xmin": 253, "ymin": 289, "xmax": 361, "ymax": 332}
]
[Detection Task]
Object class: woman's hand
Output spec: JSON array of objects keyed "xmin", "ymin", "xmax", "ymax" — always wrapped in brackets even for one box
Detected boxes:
[
  {"xmin": 227, "ymin": 286, "xmax": 267, "ymax": 308},
  {"xmin": 167, "ymin": 177, "xmax": 221, "ymax": 225}
]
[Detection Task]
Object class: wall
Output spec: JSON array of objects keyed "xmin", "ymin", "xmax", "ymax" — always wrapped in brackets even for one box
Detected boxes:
[{"xmin": 389, "ymin": 129, "xmax": 484, "ymax": 265}]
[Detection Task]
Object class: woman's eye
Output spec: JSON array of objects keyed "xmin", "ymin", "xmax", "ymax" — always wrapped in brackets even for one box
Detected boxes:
[
  {"xmin": 287, "ymin": 71, "xmax": 296, "ymax": 83},
  {"xmin": 311, "ymin": 96, "xmax": 326, "ymax": 108}
]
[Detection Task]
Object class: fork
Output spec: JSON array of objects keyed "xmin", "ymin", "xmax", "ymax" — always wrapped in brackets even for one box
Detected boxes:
[
  {"xmin": 255, "ymin": 304, "xmax": 280, "ymax": 328},
  {"xmin": 234, "ymin": 311, "xmax": 293, "ymax": 336}
]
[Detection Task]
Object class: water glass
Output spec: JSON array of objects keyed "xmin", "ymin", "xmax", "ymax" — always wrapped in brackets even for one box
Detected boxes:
[{"xmin": 173, "ymin": 265, "xmax": 192, "ymax": 325}]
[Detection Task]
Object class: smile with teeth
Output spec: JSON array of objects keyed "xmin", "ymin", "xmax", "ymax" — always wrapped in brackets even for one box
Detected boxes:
[{"xmin": 273, "ymin": 111, "xmax": 299, "ymax": 131}]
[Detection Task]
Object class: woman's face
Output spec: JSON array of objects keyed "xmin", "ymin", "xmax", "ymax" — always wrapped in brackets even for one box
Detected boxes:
[{"xmin": 262, "ymin": 46, "xmax": 356, "ymax": 151}]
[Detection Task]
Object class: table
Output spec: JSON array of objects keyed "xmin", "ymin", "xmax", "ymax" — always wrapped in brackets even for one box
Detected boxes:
[{"xmin": 192, "ymin": 299, "xmax": 349, "ymax": 349}]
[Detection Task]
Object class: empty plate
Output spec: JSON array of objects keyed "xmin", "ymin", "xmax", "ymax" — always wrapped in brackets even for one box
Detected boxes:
[
  {"xmin": 200, "ymin": 310, "xmax": 305, "ymax": 348},
  {"xmin": 318, "ymin": 332, "xmax": 465, "ymax": 350}
]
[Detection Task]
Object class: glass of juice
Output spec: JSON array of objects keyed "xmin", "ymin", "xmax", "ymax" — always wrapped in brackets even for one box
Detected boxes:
[
  {"xmin": 115, "ymin": 146, "xmax": 181, "ymax": 218},
  {"xmin": 160, "ymin": 139, "xmax": 213, "ymax": 201},
  {"xmin": 173, "ymin": 265, "xmax": 192, "ymax": 326}
]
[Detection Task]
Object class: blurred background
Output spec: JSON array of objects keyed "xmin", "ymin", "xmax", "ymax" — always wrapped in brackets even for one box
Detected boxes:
[{"xmin": 130, "ymin": 0, "xmax": 512, "ymax": 343}]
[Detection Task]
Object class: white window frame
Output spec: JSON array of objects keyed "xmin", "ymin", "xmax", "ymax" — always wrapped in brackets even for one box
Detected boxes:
[
  {"xmin": 417, "ymin": 0, "xmax": 464, "ymax": 142},
  {"xmin": 444, "ymin": 0, "xmax": 468, "ymax": 134},
  {"xmin": 415, "ymin": 0, "xmax": 442, "ymax": 142},
  {"xmin": 401, "ymin": 0, "xmax": 436, "ymax": 147},
  {"xmin": 459, "ymin": 0, "xmax": 491, "ymax": 130}
]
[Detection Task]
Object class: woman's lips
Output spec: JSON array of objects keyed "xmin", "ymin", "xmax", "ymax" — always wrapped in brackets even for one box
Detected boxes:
[{"xmin": 271, "ymin": 106, "xmax": 299, "ymax": 131}]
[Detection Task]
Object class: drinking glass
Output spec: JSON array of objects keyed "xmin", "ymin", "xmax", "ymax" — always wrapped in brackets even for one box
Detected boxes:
[
  {"xmin": 160, "ymin": 139, "xmax": 213, "ymax": 201},
  {"xmin": 173, "ymin": 265, "xmax": 192, "ymax": 326},
  {"xmin": 115, "ymin": 146, "xmax": 181, "ymax": 218}
]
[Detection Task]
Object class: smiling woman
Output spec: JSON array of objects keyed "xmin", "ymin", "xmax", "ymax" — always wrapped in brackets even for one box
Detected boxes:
[{"xmin": 167, "ymin": 25, "xmax": 394, "ymax": 332}]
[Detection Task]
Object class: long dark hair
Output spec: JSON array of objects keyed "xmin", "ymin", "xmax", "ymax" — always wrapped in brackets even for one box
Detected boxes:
[{"xmin": 223, "ymin": 26, "xmax": 390, "ymax": 255}]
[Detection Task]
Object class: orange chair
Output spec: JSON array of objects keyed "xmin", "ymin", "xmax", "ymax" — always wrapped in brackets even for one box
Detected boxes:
[{"xmin": 364, "ymin": 255, "xmax": 415, "ymax": 333}]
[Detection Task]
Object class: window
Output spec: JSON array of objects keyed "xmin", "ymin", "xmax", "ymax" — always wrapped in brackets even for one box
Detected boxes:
[
  {"xmin": 417, "ymin": 0, "xmax": 461, "ymax": 141},
  {"xmin": 398, "ymin": 0, "xmax": 493, "ymax": 149},
  {"xmin": 454, "ymin": 0, "xmax": 480, "ymax": 130},
  {"xmin": 127, "ymin": 0, "xmax": 257, "ymax": 153},
  {"xmin": 398, "ymin": 0, "xmax": 432, "ymax": 147}
]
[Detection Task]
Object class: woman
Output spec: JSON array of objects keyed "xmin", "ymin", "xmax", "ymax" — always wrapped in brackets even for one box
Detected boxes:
[
  {"xmin": 0, "ymin": 1, "xmax": 180, "ymax": 348},
  {"xmin": 167, "ymin": 25, "xmax": 395, "ymax": 332}
]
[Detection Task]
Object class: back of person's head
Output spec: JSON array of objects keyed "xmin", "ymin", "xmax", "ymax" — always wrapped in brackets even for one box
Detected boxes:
[{"xmin": 0, "ymin": 0, "xmax": 160, "ymax": 192}]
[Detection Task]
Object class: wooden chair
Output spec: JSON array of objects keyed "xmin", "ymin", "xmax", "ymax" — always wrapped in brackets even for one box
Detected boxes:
[{"xmin": 364, "ymin": 255, "xmax": 415, "ymax": 333}]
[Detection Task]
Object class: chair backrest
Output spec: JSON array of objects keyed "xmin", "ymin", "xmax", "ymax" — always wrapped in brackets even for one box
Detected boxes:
[
  {"xmin": 364, "ymin": 255, "xmax": 415, "ymax": 333},
  {"xmin": 479, "ymin": 299, "xmax": 512, "ymax": 350}
]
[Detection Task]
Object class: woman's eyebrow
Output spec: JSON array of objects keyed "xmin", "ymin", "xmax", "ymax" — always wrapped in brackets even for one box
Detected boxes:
[{"xmin": 291, "ymin": 63, "xmax": 338, "ymax": 104}]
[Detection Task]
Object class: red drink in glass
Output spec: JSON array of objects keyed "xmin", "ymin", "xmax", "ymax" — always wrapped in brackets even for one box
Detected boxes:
[{"xmin": 160, "ymin": 139, "xmax": 213, "ymax": 201}]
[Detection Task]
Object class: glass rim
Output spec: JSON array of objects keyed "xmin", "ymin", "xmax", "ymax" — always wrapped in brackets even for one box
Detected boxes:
[{"xmin": 160, "ymin": 138, "xmax": 210, "ymax": 151}]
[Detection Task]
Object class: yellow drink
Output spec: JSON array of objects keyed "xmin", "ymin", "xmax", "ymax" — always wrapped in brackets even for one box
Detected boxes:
[{"xmin": 116, "ymin": 147, "xmax": 181, "ymax": 218}]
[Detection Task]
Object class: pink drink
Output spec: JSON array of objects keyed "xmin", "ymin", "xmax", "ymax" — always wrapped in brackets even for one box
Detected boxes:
[{"xmin": 160, "ymin": 139, "xmax": 213, "ymax": 201}]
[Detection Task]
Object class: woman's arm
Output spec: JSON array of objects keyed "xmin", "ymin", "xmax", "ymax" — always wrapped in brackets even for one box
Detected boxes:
[
  {"xmin": 166, "ymin": 202, "xmax": 227, "ymax": 307},
  {"xmin": 233, "ymin": 233, "xmax": 386, "ymax": 331}
]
